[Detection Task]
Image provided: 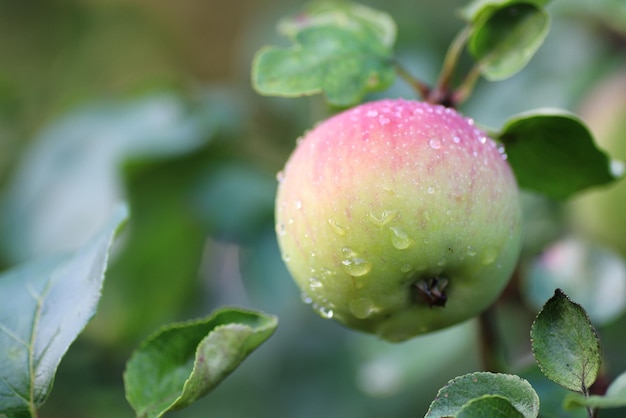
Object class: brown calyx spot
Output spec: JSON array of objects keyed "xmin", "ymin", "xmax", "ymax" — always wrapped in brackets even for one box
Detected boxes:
[{"xmin": 413, "ymin": 277, "xmax": 449, "ymax": 308}]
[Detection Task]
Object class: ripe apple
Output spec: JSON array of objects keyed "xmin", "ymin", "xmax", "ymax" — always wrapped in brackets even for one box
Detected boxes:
[{"xmin": 275, "ymin": 98, "xmax": 522, "ymax": 342}]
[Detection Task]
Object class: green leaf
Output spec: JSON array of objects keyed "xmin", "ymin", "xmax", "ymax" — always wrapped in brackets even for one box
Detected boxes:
[
  {"xmin": 460, "ymin": 0, "xmax": 551, "ymax": 23},
  {"xmin": 530, "ymin": 289, "xmax": 601, "ymax": 393},
  {"xmin": 0, "ymin": 205, "xmax": 128, "ymax": 416},
  {"xmin": 457, "ymin": 395, "xmax": 525, "ymax": 418},
  {"xmin": 252, "ymin": 1, "xmax": 396, "ymax": 107},
  {"xmin": 124, "ymin": 308, "xmax": 278, "ymax": 418},
  {"xmin": 499, "ymin": 109, "xmax": 619, "ymax": 199},
  {"xmin": 564, "ymin": 370, "xmax": 626, "ymax": 410},
  {"xmin": 468, "ymin": 2, "xmax": 550, "ymax": 80},
  {"xmin": 425, "ymin": 372, "xmax": 540, "ymax": 418}
]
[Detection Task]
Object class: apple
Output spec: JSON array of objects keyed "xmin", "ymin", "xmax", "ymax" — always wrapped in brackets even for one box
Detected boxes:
[{"xmin": 275, "ymin": 98, "xmax": 522, "ymax": 342}]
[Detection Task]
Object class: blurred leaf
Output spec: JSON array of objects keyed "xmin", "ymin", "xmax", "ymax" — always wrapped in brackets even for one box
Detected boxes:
[
  {"xmin": 468, "ymin": 2, "xmax": 550, "ymax": 80},
  {"xmin": 531, "ymin": 289, "xmax": 601, "ymax": 393},
  {"xmin": 564, "ymin": 369, "xmax": 626, "ymax": 410},
  {"xmin": 457, "ymin": 395, "xmax": 524, "ymax": 418},
  {"xmin": 425, "ymin": 372, "xmax": 539, "ymax": 418},
  {"xmin": 499, "ymin": 109, "xmax": 619, "ymax": 199},
  {"xmin": 0, "ymin": 205, "xmax": 127, "ymax": 416},
  {"xmin": 524, "ymin": 237, "xmax": 626, "ymax": 325},
  {"xmin": 252, "ymin": 1, "xmax": 396, "ymax": 107},
  {"xmin": 191, "ymin": 162, "xmax": 276, "ymax": 243},
  {"xmin": 124, "ymin": 308, "xmax": 278, "ymax": 418},
  {"xmin": 460, "ymin": 0, "xmax": 550, "ymax": 24},
  {"xmin": 0, "ymin": 93, "xmax": 222, "ymax": 264}
]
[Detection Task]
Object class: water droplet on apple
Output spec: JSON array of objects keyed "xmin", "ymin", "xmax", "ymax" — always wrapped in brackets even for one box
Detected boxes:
[
  {"xmin": 328, "ymin": 219, "xmax": 347, "ymax": 236},
  {"xmin": 379, "ymin": 116, "xmax": 390, "ymax": 126},
  {"xmin": 309, "ymin": 276, "xmax": 322, "ymax": 289},
  {"xmin": 317, "ymin": 305, "xmax": 334, "ymax": 319},
  {"xmin": 427, "ymin": 186, "xmax": 435, "ymax": 194},
  {"xmin": 276, "ymin": 223, "xmax": 286, "ymax": 236},
  {"xmin": 438, "ymin": 258, "xmax": 447, "ymax": 266},
  {"xmin": 301, "ymin": 292, "xmax": 313, "ymax": 304},
  {"xmin": 429, "ymin": 138, "xmax": 441, "ymax": 149},
  {"xmin": 276, "ymin": 171, "xmax": 285, "ymax": 183},
  {"xmin": 479, "ymin": 136, "xmax": 487, "ymax": 144},
  {"xmin": 400, "ymin": 264, "xmax": 412, "ymax": 273},
  {"xmin": 349, "ymin": 298, "xmax": 378, "ymax": 319},
  {"xmin": 369, "ymin": 209, "xmax": 397, "ymax": 226},
  {"xmin": 482, "ymin": 247, "xmax": 498, "ymax": 265},
  {"xmin": 282, "ymin": 253, "xmax": 291, "ymax": 262},
  {"xmin": 389, "ymin": 226, "xmax": 412, "ymax": 249},
  {"xmin": 342, "ymin": 246, "xmax": 356, "ymax": 257},
  {"xmin": 342, "ymin": 257, "xmax": 372, "ymax": 277},
  {"xmin": 367, "ymin": 110, "xmax": 378, "ymax": 117},
  {"xmin": 452, "ymin": 136, "xmax": 461, "ymax": 144},
  {"xmin": 467, "ymin": 246, "xmax": 477, "ymax": 257}
]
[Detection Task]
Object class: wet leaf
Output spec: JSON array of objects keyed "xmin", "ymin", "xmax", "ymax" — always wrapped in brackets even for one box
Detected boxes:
[
  {"xmin": 0, "ymin": 205, "xmax": 128, "ymax": 416},
  {"xmin": 124, "ymin": 308, "xmax": 278, "ymax": 418},
  {"xmin": 531, "ymin": 289, "xmax": 601, "ymax": 393},
  {"xmin": 457, "ymin": 395, "xmax": 524, "ymax": 418},
  {"xmin": 499, "ymin": 109, "xmax": 619, "ymax": 199},
  {"xmin": 468, "ymin": 2, "xmax": 550, "ymax": 80},
  {"xmin": 252, "ymin": 1, "xmax": 396, "ymax": 107},
  {"xmin": 425, "ymin": 372, "xmax": 539, "ymax": 418}
]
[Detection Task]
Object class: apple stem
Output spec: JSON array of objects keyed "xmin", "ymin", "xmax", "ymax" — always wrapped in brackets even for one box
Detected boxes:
[
  {"xmin": 430, "ymin": 26, "xmax": 471, "ymax": 107},
  {"xmin": 394, "ymin": 61, "xmax": 431, "ymax": 100},
  {"xmin": 478, "ymin": 304, "xmax": 507, "ymax": 373}
]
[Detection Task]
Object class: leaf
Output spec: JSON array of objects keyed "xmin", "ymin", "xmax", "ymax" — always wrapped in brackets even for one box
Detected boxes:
[
  {"xmin": 564, "ymin": 370, "xmax": 626, "ymax": 410},
  {"xmin": 524, "ymin": 237, "xmax": 626, "ymax": 326},
  {"xmin": 460, "ymin": 0, "xmax": 551, "ymax": 24},
  {"xmin": 0, "ymin": 93, "xmax": 222, "ymax": 264},
  {"xmin": 425, "ymin": 372, "xmax": 540, "ymax": 418},
  {"xmin": 0, "ymin": 205, "xmax": 128, "ymax": 416},
  {"xmin": 123, "ymin": 308, "xmax": 278, "ymax": 418},
  {"xmin": 468, "ymin": 2, "xmax": 550, "ymax": 80},
  {"xmin": 252, "ymin": 1, "xmax": 396, "ymax": 107},
  {"xmin": 499, "ymin": 109, "xmax": 619, "ymax": 199},
  {"xmin": 530, "ymin": 289, "xmax": 601, "ymax": 393},
  {"xmin": 457, "ymin": 395, "xmax": 525, "ymax": 418}
]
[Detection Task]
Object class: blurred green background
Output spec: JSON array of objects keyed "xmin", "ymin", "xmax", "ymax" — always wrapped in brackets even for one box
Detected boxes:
[{"xmin": 1, "ymin": 0, "xmax": 625, "ymax": 417}]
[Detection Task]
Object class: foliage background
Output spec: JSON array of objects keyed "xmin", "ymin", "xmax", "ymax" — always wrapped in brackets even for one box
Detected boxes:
[{"xmin": 0, "ymin": 0, "xmax": 625, "ymax": 417}]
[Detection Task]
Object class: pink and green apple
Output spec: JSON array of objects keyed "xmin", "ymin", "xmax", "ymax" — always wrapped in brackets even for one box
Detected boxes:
[{"xmin": 275, "ymin": 98, "xmax": 522, "ymax": 342}]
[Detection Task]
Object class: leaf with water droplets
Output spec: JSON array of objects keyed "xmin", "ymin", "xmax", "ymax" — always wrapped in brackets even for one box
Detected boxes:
[
  {"xmin": 499, "ymin": 109, "xmax": 619, "ymax": 199},
  {"xmin": 425, "ymin": 372, "xmax": 540, "ymax": 418},
  {"xmin": 124, "ymin": 308, "xmax": 278, "ymax": 418},
  {"xmin": 0, "ymin": 205, "xmax": 128, "ymax": 416},
  {"xmin": 252, "ymin": 1, "xmax": 396, "ymax": 106},
  {"xmin": 530, "ymin": 289, "xmax": 601, "ymax": 393}
]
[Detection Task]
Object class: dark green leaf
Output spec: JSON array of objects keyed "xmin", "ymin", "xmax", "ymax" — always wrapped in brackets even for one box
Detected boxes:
[
  {"xmin": 530, "ymin": 289, "xmax": 601, "ymax": 393},
  {"xmin": 564, "ymin": 370, "xmax": 626, "ymax": 410},
  {"xmin": 499, "ymin": 109, "xmax": 619, "ymax": 199},
  {"xmin": 252, "ymin": 2, "xmax": 396, "ymax": 106},
  {"xmin": 0, "ymin": 205, "xmax": 128, "ymax": 416},
  {"xmin": 457, "ymin": 395, "xmax": 525, "ymax": 418},
  {"xmin": 468, "ymin": 2, "xmax": 550, "ymax": 80},
  {"xmin": 425, "ymin": 372, "xmax": 539, "ymax": 418},
  {"xmin": 460, "ymin": 0, "xmax": 551, "ymax": 23},
  {"xmin": 123, "ymin": 308, "xmax": 278, "ymax": 418}
]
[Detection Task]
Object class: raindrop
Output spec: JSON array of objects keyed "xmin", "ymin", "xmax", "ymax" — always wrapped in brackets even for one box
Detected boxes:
[
  {"xmin": 611, "ymin": 160, "xmax": 625, "ymax": 178},
  {"xmin": 479, "ymin": 136, "xmax": 487, "ymax": 144},
  {"xmin": 342, "ymin": 246, "xmax": 356, "ymax": 257},
  {"xmin": 389, "ymin": 226, "xmax": 412, "ymax": 250},
  {"xmin": 437, "ymin": 258, "xmax": 447, "ymax": 267},
  {"xmin": 427, "ymin": 186, "xmax": 435, "ymax": 194},
  {"xmin": 482, "ymin": 247, "xmax": 498, "ymax": 265},
  {"xmin": 350, "ymin": 298, "xmax": 378, "ymax": 319},
  {"xmin": 301, "ymin": 292, "xmax": 313, "ymax": 304},
  {"xmin": 467, "ymin": 246, "xmax": 477, "ymax": 257},
  {"xmin": 276, "ymin": 223, "xmax": 286, "ymax": 236},
  {"xmin": 467, "ymin": 118, "xmax": 475, "ymax": 126},
  {"xmin": 400, "ymin": 264, "xmax": 412, "ymax": 273},
  {"xmin": 379, "ymin": 116, "xmax": 391, "ymax": 126},
  {"xmin": 342, "ymin": 257, "xmax": 372, "ymax": 277},
  {"xmin": 369, "ymin": 210, "xmax": 397, "ymax": 226},
  {"xmin": 429, "ymin": 138, "xmax": 442, "ymax": 149},
  {"xmin": 309, "ymin": 276, "xmax": 323, "ymax": 289},
  {"xmin": 317, "ymin": 305, "xmax": 334, "ymax": 319},
  {"xmin": 276, "ymin": 171, "xmax": 285, "ymax": 183},
  {"xmin": 452, "ymin": 136, "xmax": 461, "ymax": 144},
  {"xmin": 367, "ymin": 110, "xmax": 379, "ymax": 118},
  {"xmin": 328, "ymin": 219, "xmax": 347, "ymax": 236},
  {"xmin": 282, "ymin": 253, "xmax": 291, "ymax": 262}
]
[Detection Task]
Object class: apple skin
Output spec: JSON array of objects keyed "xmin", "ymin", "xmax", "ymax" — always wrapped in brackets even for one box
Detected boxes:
[{"xmin": 275, "ymin": 98, "xmax": 522, "ymax": 342}]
